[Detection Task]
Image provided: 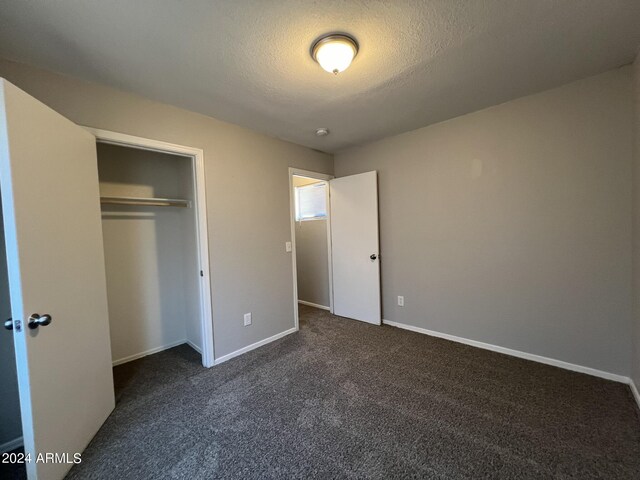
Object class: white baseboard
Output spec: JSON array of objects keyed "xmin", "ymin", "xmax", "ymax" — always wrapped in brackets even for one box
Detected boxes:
[
  {"xmin": 298, "ymin": 300, "xmax": 330, "ymax": 311},
  {"xmin": 186, "ymin": 340, "xmax": 202, "ymax": 354},
  {"xmin": 0, "ymin": 436, "xmax": 23, "ymax": 453},
  {"xmin": 382, "ymin": 319, "xmax": 630, "ymax": 384},
  {"xmin": 112, "ymin": 339, "xmax": 187, "ymax": 366},
  {"xmin": 214, "ymin": 327, "xmax": 297, "ymax": 365},
  {"xmin": 630, "ymin": 379, "xmax": 640, "ymax": 411}
]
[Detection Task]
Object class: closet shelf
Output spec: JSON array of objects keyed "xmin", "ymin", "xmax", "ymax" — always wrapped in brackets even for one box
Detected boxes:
[{"xmin": 100, "ymin": 196, "xmax": 190, "ymax": 208}]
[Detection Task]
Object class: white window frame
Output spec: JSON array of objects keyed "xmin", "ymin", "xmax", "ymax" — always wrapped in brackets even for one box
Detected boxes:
[{"xmin": 294, "ymin": 182, "xmax": 328, "ymax": 222}]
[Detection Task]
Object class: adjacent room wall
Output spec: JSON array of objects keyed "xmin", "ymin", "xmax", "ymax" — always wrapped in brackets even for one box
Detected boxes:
[
  {"xmin": 293, "ymin": 176, "xmax": 330, "ymax": 308},
  {"xmin": 0, "ymin": 199, "xmax": 22, "ymax": 450},
  {"xmin": 632, "ymin": 51, "xmax": 640, "ymax": 390},
  {"xmin": 0, "ymin": 58, "xmax": 333, "ymax": 359},
  {"xmin": 335, "ymin": 67, "xmax": 634, "ymax": 376},
  {"xmin": 97, "ymin": 144, "xmax": 201, "ymax": 363}
]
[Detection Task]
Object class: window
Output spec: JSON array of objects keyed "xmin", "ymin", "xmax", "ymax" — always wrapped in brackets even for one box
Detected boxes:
[{"xmin": 295, "ymin": 182, "xmax": 327, "ymax": 221}]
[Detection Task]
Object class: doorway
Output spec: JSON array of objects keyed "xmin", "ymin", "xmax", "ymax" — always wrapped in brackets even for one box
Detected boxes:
[
  {"xmin": 289, "ymin": 168, "xmax": 333, "ymax": 329},
  {"xmin": 89, "ymin": 129, "xmax": 214, "ymax": 368},
  {"xmin": 289, "ymin": 168, "xmax": 382, "ymax": 328}
]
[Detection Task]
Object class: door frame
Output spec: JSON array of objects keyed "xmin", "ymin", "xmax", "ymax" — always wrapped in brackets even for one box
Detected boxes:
[
  {"xmin": 288, "ymin": 167, "xmax": 334, "ymax": 330},
  {"xmin": 85, "ymin": 128, "xmax": 215, "ymax": 368}
]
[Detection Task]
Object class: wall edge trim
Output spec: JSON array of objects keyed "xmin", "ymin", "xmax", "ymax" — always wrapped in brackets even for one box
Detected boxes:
[
  {"xmin": 186, "ymin": 340, "xmax": 202, "ymax": 354},
  {"xmin": 112, "ymin": 339, "xmax": 187, "ymax": 366},
  {"xmin": 382, "ymin": 319, "xmax": 629, "ymax": 383},
  {"xmin": 0, "ymin": 436, "xmax": 23, "ymax": 453},
  {"xmin": 214, "ymin": 328, "xmax": 297, "ymax": 365},
  {"xmin": 630, "ymin": 379, "xmax": 640, "ymax": 411},
  {"xmin": 298, "ymin": 300, "xmax": 330, "ymax": 311}
]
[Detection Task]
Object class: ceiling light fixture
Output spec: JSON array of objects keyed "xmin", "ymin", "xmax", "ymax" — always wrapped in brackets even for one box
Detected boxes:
[
  {"xmin": 311, "ymin": 34, "xmax": 358, "ymax": 75},
  {"xmin": 316, "ymin": 127, "xmax": 329, "ymax": 136}
]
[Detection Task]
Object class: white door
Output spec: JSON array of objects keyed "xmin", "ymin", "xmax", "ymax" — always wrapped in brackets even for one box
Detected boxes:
[
  {"xmin": 330, "ymin": 171, "xmax": 381, "ymax": 324},
  {"xmin": 0, "ymin": 79, "xmax": 114, "ymax": 480}
]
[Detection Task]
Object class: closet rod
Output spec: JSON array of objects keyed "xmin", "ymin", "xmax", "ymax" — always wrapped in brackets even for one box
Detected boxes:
[{"xmin": 100, "ymin": 196, "xmax": 190, "ymax": 208}]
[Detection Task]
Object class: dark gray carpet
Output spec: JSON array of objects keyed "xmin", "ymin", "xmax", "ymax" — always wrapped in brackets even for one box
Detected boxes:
[{"xmin": 65, "ymin": 304, "xmax": 640, "ymax": 479}]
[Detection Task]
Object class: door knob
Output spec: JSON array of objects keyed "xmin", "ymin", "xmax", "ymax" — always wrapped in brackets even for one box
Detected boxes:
[
  {"xmin": 28, "ymin": 314, "xmax": 52, "ymax": 330},
  {"xmin": 4, "ymin": 319, "xmax": 12, "ymax": 330},
  {"xmin": 370, "ymin": 254, "xmax": 377, "ymax": 260}
]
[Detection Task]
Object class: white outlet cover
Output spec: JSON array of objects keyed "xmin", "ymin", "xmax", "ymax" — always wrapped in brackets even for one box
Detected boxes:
[
  {"xmin": 285, "ymin": 241, "xmax": 292, "ymax": 252},
  {"xmin": 244, "ymin": 312, "xmax": 252, "ymax": 326},
  {"xmin": 398, "ymin": 296, "xmax": 404, "ymax": 307}
]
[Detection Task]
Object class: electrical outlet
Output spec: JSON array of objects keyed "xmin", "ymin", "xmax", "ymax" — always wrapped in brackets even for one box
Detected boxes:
[
  {"xmin": 285, "ymin": 241, "xmax": 292, "ymax": 252},
  {"xmin": 397, "ymin": 296, "xmax": 404, "ymax": 307},
  {"xmin": 244, "ymin": 312, "xmax": 252, "ymax": 326}
]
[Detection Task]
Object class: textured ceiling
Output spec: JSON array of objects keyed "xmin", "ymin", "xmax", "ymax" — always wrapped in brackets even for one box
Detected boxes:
[{"xmin": 0, "ymin": 1, "xmax": 639, "ymax": 152}]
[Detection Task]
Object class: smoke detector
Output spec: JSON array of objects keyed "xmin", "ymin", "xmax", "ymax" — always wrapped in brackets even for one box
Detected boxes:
[{"xmin": 315, "ymin": 128, "xmax": 329, "ymax": 137}]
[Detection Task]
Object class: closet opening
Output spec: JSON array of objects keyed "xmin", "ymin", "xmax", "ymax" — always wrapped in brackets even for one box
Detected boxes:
[
  {"xmin": 288, "ymin": 168, "xmax": 334, "ymax": 329},
  {"xmin": 91, "ymin": 130, "xmax": 214, "ymax": 369}
]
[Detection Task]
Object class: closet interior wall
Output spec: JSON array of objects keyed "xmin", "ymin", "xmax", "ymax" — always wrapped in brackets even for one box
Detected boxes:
[{"xmin": 97, "ymin": 143, "xmax": 202, "ymax": 365}]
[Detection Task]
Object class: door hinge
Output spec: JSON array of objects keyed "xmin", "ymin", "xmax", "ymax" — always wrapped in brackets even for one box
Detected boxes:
[
  {"xmin": 14, "ymin": 319, "xmax": 22, "ymax": 332},
  {"xmin": 200, "ymin": 270, "xmax": 204, "ymax": 277}
]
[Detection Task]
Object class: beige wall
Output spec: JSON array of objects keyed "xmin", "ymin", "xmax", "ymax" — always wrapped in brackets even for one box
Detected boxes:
[
  {"xmin": 1, "ymin": 56, "xmax": 635, "ymax": 380},
  {"xmin": 292, "ymin": 176, "xmax": 330, "ymax": 307},
  {"xmin": 336, "ymin": 68, "xmax": 634, "ymax": 376},
  {"xmin": 633, "ymin": 51, "xmax": 640, "ymax": 387},
  {"xmin": 0, "ymin": 58, "xmax": 333, "ymax": 359},
  {"xmin": 0, "ymin": 199, "xmax": 22, "ymax": 449}
]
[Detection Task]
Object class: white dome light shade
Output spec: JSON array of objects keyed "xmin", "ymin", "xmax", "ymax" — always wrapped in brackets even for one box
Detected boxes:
[{"xmin": 312, "ymin": 34, "xmax": 358, "ymax": 75}]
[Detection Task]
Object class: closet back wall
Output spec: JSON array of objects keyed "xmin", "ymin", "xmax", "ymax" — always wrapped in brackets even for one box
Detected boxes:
[
  {"xmin": 98, "ymin": 144, "xmax": 201, "ymax": 363},
  {"xmin": 0, "ymin": 58, "xmax": 333, "ymax": 359}
]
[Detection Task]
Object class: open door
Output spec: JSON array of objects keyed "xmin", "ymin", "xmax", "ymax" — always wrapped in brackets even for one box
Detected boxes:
[
  {"xmin": 0, "ymin": 80, "xmax": 114, "ymax": 479},
  {"xmin": 330, "ymin": 171, "xmax": 381, "ymax": 324}
]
